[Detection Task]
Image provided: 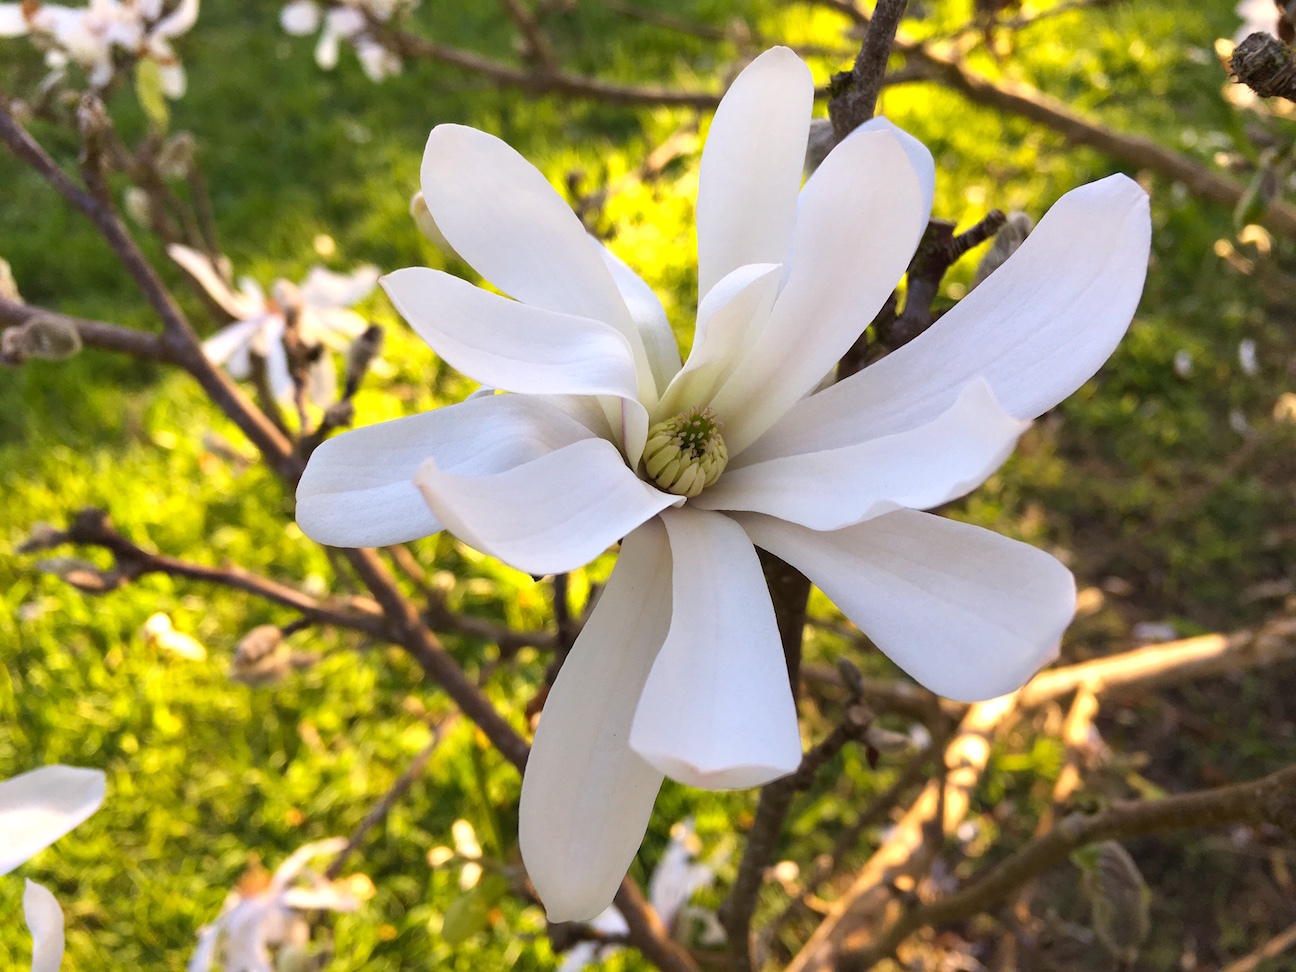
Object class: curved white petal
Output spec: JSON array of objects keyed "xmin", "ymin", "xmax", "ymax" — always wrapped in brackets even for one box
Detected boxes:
[
  {"xmin": 696, "ymin": 46, "xmax": 813, "ymax": 301},
  {"xmin": 279, "ymin": 0, "xmax": 320, "ymax": 35},
  {"xmin": 855, "ymin": 116, "xmax": 935, "ymax": 225},
  {"xmin": 306, "ymin": 352, "xmax": 336, "ymax": 407},
  {"xmin": 698, "ymin": 378, "xmax": 1027, "ymax": 530},
  {"xmin": 157, "ymin": 61, "xmax": 187, "ymax": 100},
  {"xmin": 382, "ymin": 268, "xmax": 641, "ymax": 401},
  {"xmin": 738, "ymin": 510, "xmax": 1076, "ymax": 702},
  {"xmin": 1, "ymin": 4, "xmax": 30, "ymax": 36},
  {"xmin": 520, "ymin": 521, "xmax": 672, "ymax": 922},
  {"xmin": 313, "ymin": 21, "xmax": 339, "ymax": 69},
  {"xmin": 25, "ymin": 881, "xmax": 64, "ymax": 972},
  {"xmin": 415, "ymin": 438, "xmax": 679, "ymax": 575},
  {"xmin": 710, "ymin": 127, "xmax": 926, "ymax": 455},
  {"xmin": 598, "ymin": 243, "xmax": 681, "ymax": 394},
  {"xmin": 300, "ymin": 264, "xmax": 379, "ymax": 309},
  {"xmin": 420, "ymin": 125, "xmax": 657, "ymax": 404},
  {"xmin": 745, "ymin": 175, "xmax": 1151, "ymax": 463},
  {"xmin": 201, "ymin": 318, "xmax": 262, "ymax": 368},
  {"xmin": 297, "ymin": 394, "xmax": 595, "ymax": 548},
  {"xmin": 168, "ymin": 244, "xmax": 260, "ymax": 319},
  {"xmin": 655, "ymin": 262, "xmax": 780, "ymax": 421},
  {"xmin": 630, "ymin": 507, "xmax": 801, "ymax": 789},
  {"xmin": 152, "ymin": 0, "xmax": 198, "ymax": 38},
  {"xmin": 0, "ymin": 766, "xmax": 105, "ymax": 875}
]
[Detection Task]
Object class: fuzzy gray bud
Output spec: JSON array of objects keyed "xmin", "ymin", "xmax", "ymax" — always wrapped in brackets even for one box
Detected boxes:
[
  {"xmin": 1081, "ymin": 841, "xmax": 1150, "ymax": 966},
  {"xmin": 2, "ymin": 314, "xmax": 82, "ymax": 366},
  {"xmin": 156, "ymin": 131, "xmax": 196, "ymax": 179},
  {"xmin": 971, "ymin": 211, "xmax": 1033, "ymax": 289}
]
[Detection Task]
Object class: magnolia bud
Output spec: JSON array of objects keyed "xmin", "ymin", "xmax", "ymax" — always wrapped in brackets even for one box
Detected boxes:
[
  {"xmin": 156, "ymin": 131, "xmax": 196, "ymax": 179},
  {"xmin": 2, "ymin": 314, "xmax": 82, "ymax": 366},
  {"xmin": 123, "ymin": 187, "xmax": 154, "ymax": 228},
  {"xmin": 1080, "ymin": 841, "xmax": 1150, "ymax": 966},
  {"xmin": 971, "ymin": 211, "xmax": 1033, "ymax": 289}
]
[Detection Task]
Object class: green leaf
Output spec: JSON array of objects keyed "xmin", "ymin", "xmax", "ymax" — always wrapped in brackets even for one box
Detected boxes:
[
  {"xmin": 135, "ymin": 60, "xmax": 170, "ymax": 131},
  {"xmin": 442, "ymin": 889, "xmax": 492, "ymax": 945}
]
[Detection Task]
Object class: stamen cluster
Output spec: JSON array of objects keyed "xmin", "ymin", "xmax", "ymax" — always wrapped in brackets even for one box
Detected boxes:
[{"xmin": 642, "ymin": 406, "xmax": 729, "ymax": 498}]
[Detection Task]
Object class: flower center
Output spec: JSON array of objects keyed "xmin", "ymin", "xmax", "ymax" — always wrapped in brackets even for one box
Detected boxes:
[{"xmin": 641, "ymin": 406, "xmax": 728, "ymax": 498}]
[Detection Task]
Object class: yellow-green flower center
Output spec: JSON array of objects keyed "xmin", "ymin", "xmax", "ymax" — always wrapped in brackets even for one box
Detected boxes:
[{"xmin": 642, "ymin": 406, "xmax": 728, "ymax": 498}]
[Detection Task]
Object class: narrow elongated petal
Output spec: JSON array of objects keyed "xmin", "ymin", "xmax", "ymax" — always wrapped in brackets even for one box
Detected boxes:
[
  {"xmin": 300, "ymin": 264, "xmax": 379, "ymax": 308},
  {"xmin": 738, "ymin": 510, "xmax": 1076, "ymax": 702},
  {"xmin": 25, "ymin": 881, "xmax": 64, "ymax": 972},
  {"xmin": 297, "ymin": 394, "xmax": 594, "ymax": 548},
  {"xmin": 630, "ymin": 508, "xmax": 801, "ymax": 789},
  {"xmin": 855, "ymin": 117, "xmax": 935, "ymax": 225},
  {"xmin": 710, "ymin": 128, "xmax": 925, "ymax": 454},
  {"xmin": 168, "ymin": 244, "xmax": 260, "ymax": 319},
  {"xmin": 382, "ymin": 268, "xmax": 640, "ymax": 400},
  {"xmin": 415, "ymin": 439, "xmax": 679, "ymax": 575},
  {"xmin": 201, "ymin": 318, "xmax": 262, "ymax": 368},
  {"xmin": 744, "ymin": 175, "xmax": 1151, "ymax": 464},
  {"xmin": 698, "ymin": 379, "xmax": 1027, "ymax": 530},
  {"xmin": 421, "ymin": 126, "xmax": 658, "ymax": 403},
  {"xmin": 279, "ymin": 0, "xmax": 319, "ymax": 35},
  {"xmin": 598, "ymin": 244, "xmax": 681, "ymax": 394},
  {"xmin": 152, "ymin": 0, "xmax": 198, "ymax": 38},
  {"xmin": 0, "ymin": 4, "xmax": 29, "ymax": 36},
  {"xmin": 696, "ymin": 47, "xmax": 813, "ymax": 300},
  {"xmin": 520, "ymin": 521, "xmax": 672, "ymax": 922},
  {"xmin": 655, "ymin": 262, "xmax": 780, "ymax": 421},
  {"xmin": 0, "ymin": 766, "xmax": 105, "ymax": 875}
]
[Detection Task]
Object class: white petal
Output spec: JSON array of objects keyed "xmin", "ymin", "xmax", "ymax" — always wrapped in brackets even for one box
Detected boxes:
[
  {"xmin": 629, "ymin": 508, "xmax": 801, "ymax": 790},
  {"xmin": 152, "ymin": 0, "xmax": 197, "ymax": 38},
  {"xmin": 307, "ymin": 352, "xmax": 336, "ymax": 407},
  {"xmin": 655, "ymin": 262, "xmax": 780, "ymax": 420},
  {"xmin": 420, "ymin": 125, "xmax": 657, "ymax": 404},
  {"xmin": 201, "ymin": 318, "xmax": 262, "ymax": 368},
  {"xmin": 299, "ymin": 264, "xmax": 379, "ymax": 308},
  {"xmin": 302, "ymin": 307, "xmax": 368, "ymax": 347},
  {"xmin": 313, "ymin": 19, "xmax": 340, "ymax": 68},
  {"xmin": 745, "ymin": 175, "xmax": 1151, "ymax": 464},
  {"xmin": 167, "ymin": 244, "xmax": 259, "ymax": 319},
  {"xmin": 598, "ymin": 243, "xmax": 680, "ymax": 394},
  {"xmin": 381, "ymin": 268, "xmax": 641, "ymax": 402},
  {"xmin": 854, "ymin": 117, "xmax": 935, "ymax": 226},
  {"xmin": 157, "ymin": 60, "xmax": 186, "ymax": 100},
  {"xmin": 297, "ymin": 394, "xmax": 595, "ymax": 548},
  {"xmin": 697, "ymin": 378, "xmax": 1027, "ymax": 530},
  {"xmin": 738, "ymin": 510, "xmax": 1076, "ymax": 702},
  {"xmin": 0, "ymin": 4, "xmax": 30, "ymax": 36},
  {"xmin": 709, "ymin": 127, "xmax": 926, "ymax": 455},
  {"xmin": 264, "ymin": 338, "xmax": 294, "ymax": 402},
  {"xmin": 696, "ymin": 46, "xmax": 813, "ymax": 301},
  {"xmin": 279, "ymin": 0, "xmax": 320, "ymax": 35},
  {"xmin": 0, "ymin": 766, "xmax": 105, "ymax": 874},
  {"xmin": 520, "ymin": 521, "xmax": 671, "ymax": 922},
  {"xmin": 415, "ymin": 438, "xmax": 679, "ymax": 575},
  {"xmin": 25, "ymin": 881, "xmax": 64, "ymax": 972}
]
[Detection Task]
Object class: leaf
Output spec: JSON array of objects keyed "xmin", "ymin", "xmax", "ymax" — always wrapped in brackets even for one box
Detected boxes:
[
  {"xmin": 135, "ymin": 60, "xmax": 170, "ymax": 131},
  {"xmin": 441, "ymin": 889, "xmax": 492, "ymax": 945}
]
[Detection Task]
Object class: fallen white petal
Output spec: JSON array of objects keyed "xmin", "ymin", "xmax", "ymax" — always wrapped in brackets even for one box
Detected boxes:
[
  {"xmin": 696, "ymin": 46, "xmax": 813, "ymax": 301},
  {"xmin": 698, "ymin": 378, "xmax": 1027, "ymax": 530},
  {"xmin": 738, "ymin": 509, "xmax": 1076, "ymax": 702},
  {"xmin": 520, "ymin": 521, "xmax": 672, "ymax": 922},
  {"xmin": 0, "ymin": 766, "xmax": 105, "ymax": 875},
  {"xmin": 630, "ymin": 507, "xmax": 801, "ymax": 789},
  {"xmin": 415, "ymin": 438, "xmax": 679, "ymax": 575},
  {"xmin": 710, "ymin": 127, "xmax": 926, "ymax": 455},
  {"xmin": 25, "ymin": 880, "xmax": 64, "ymax": 972},
  {"xmin": 297, "ymin": 394, "xmax": 594, "ymax": 548},
  {"xmin": 744, "ymin": 175, "xmax": 1151, "ymax": 464}
]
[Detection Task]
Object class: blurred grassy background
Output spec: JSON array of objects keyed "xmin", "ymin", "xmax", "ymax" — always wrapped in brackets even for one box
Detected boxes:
[{"xmin": 2, "ymin": 0, "xmax": 1295, "ymax": 968}]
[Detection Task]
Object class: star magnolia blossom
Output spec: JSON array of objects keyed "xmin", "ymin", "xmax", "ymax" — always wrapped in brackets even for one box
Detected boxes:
[
  {"xmin": 0, "ymin": 765, "xmax": 106, "ymax": 971},
  {"xmin": 296, "ymin": 47, "xmax": 1150, "ymax": 920},
  {"xmin": 0, "ymin": 0, "xmax": 197, "ymax": 96},
  {"xmin": 168, "ymin": 244, "xmax": 379, "ymax": 404},
  {"xmin": 279, "ymin": 0, "xmax": 407, "ymax": 82}
]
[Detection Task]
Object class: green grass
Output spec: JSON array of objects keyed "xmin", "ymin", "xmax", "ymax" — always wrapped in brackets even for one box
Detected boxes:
[{"xmin": 3, "ymin": 0, "xmax": 1296, "ymax": 969}]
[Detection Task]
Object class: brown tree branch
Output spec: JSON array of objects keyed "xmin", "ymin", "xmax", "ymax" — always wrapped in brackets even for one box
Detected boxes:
[
  {"xmin": 0, "ymin": 298, "xmax": 173, "ymax": 362},
  {"xmin": 841, "ymin": 762, "xmax": 1296, "ymax": 969},
  {"xmin": 1231, "ymin": 32, "xmax": 1296, "ymax": 103},
  {"xmin": 828, "ymin": 0, "xmax": 908, "ymax": 140}
]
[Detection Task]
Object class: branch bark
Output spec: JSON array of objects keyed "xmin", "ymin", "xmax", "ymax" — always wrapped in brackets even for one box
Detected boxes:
[
  {"xmin": 0, "ymin": 298, "xmax": 173, "ymax": 363},
  {"xmin": 828, "ymin": 0, "xmax": 908, "ymax": 139}
]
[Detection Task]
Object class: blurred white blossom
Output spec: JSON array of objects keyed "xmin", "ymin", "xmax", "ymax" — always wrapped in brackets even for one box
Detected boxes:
[
  {"xmin": 1173, "ymin": 349, "xmax": 1193, "ymax": 379},
  {"xmin": 278, "ymin": 0, "xmax": 411, "ymax": 81},
  {"xmin": 1238, "ymin": 338, "xmax": 1258, "ymax": 376},
  {"xmin": 0, "ymin": 0, "xmax": 198, "ymax": 96},
  {"xmin": 189, "ymin": 838, "xmax": 365, "ymax": 972},
  {"xmin": 1235, "ymin": 0, "xmax": 1281, "ymax": 43},
  {"xmin": 168, "ymin": 245, "xmax": 378, "ymax": 405},
  {"xmin": 0, "ymin": 765, "xmax": 106, "ymax": 972}
]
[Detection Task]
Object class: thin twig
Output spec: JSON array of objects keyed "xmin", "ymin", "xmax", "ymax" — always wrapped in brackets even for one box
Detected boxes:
[
  {"xmin": 0, "ymin": 298, "xmax": 173, "ymax": 362},
  {"xmin": 1220, "ymin": 921, "xmax": 1296, "ymax": 972},
  {"xmin": 841, "ymin": 762, "xmax": 1296, "ymax": 969},
  {"xmin": 827, "ymin": 0, "xmax": 908, "ymax": 140}
]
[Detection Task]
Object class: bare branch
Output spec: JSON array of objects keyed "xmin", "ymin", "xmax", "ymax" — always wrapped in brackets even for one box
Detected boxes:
[
  {"xmin": 1231, "ymin": 32, "xmax": 1296, "ymax": 103},
  {"xmin": 0, "ymin": 298, "xmax": 173, "ymax": 362},
  {"xmin": 828, "ymin": 0, "xmax": 908, "ymax": 140}
]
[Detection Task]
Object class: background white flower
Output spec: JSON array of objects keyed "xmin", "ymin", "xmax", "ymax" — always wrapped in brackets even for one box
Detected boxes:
[
  {"xmin": 279, "ymin": 0, "xmax": 408, "ymax": 82},
  {"xmin": 1235, "ymin": 0, "xmax": 1281, "ymax": 42},
  {"xmin": 188, "ymin": 837, "xmax": 363, "ymax": 972},
  {"xmin": 296, "ymin": 47, "xmax": 1149, "ymax": 922},
  {"xmin": 1, "ymin": 765, "xmax": 107, "ymax": 972},
  {"xmin": 168, "ymin": 245, "xmax": 378, "ymax": 405}
]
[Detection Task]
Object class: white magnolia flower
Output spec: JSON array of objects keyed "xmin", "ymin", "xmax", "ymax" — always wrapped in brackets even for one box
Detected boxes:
[
  {"xmin": 559, "ymin": 818, "xmax": 717, "ymax": 972},
  {"xmin": 296, "ymin": 47, "xmax": 1150, "ymax": 920},
  {"xmin": 1235, "ymin": 0, "xmax": 1281, "ymax": 42},
  {"xmin": 189, "ymin": 838, "xmax": 362, "ymax": 972},
  {"xmin": 279, "ymin": 0, "xmax": 406, "ymax": 82},
  {"xmin": 0, "ymin": 0, "xmax": 197, "ymax": 96},
  {"xmin": 168, "ymin": 245, "xmax": 378, "ymax": 404},
  {"xmin": 1, "ymin": 765, "xmax": 107, "ymax": 971}
]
